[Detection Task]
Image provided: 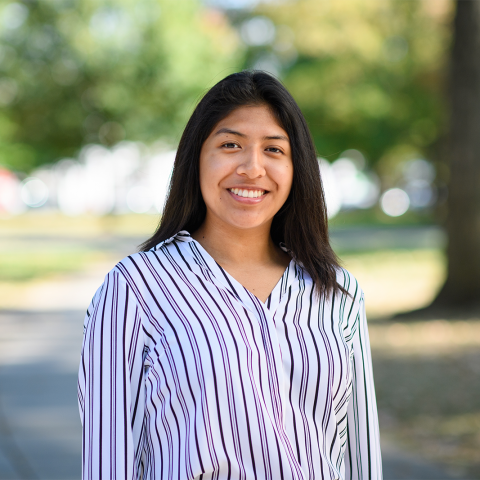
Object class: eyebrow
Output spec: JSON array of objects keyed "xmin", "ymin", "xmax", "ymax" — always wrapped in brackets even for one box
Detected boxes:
[
  {"xmin": 214, "ymin": 127, "xmax": 289, "ymax": 142},
  {"xmin": 215, "ymin": 128, "xmax": 246, "ymax": 138}
]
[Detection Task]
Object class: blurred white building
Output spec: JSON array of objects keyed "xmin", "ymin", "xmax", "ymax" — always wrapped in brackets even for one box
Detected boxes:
[
  {"xmin": 0, "ymin": 142, "xmax": 176, "ymax": 217},
  {"xmin": 319, "ymin": 149, "xmax": 381, "ymax": 218}
]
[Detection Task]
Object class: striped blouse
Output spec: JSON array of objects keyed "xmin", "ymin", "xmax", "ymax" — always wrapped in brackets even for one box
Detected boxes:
[{"xmin": 78, "ymin": 230, "xmax": 382, "ymax": 480}]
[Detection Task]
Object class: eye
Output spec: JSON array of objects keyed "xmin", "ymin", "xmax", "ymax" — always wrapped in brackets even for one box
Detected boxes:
[
  {"xmin": 266, "ymin": 147, "xmax": 283, "ymax": 154},
  {"xmin": 222, "ymin": 142, "xmax": 240, "ymax": 149}
]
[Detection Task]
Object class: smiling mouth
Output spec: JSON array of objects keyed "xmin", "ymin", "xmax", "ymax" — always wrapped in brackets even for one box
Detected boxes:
[{"xmin": 228, "ymin": 188, "xmax": 267, "ymax": 199}]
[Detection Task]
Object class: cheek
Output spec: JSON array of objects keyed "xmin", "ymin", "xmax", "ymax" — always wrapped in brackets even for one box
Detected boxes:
[
  {"xmin": 274, "ymin": 163, "xmax": 294, "ymax": 192},
  {"xmin": 198, "ymin": 157, "xmax": 212, "ymax": 206},
  {"xmin": 199, "ymin": 154, "xmax": 229, "ymax": 202},
  {"xmin": 199, "ymin": 155, "xmax": 217, "ymax": 189}
]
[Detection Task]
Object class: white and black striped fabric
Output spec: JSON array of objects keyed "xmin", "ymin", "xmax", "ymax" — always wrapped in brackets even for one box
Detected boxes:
[{"xmin": 78, "ymin": 230, "xmax": 382, "ymax": 480}]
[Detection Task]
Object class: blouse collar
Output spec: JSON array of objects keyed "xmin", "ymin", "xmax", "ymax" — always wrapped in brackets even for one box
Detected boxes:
[{"xmin": 153, "ymin": 230, "xmax": 301, "ymax": 313}]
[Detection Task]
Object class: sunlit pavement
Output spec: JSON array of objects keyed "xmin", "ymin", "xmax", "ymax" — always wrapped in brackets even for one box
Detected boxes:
[
  {"xmin": 0, "ymin": 306, "xmax": 462, "ymax": 480},
  {"xmin": 0, "ymin": 309, "xmax": 83, "ymax": 480}
]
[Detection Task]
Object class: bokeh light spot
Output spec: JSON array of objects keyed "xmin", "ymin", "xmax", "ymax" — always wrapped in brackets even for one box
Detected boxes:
[
  {"xmin": 1, "ymin": 2, "xmax": 29, "ymax": 30},
  {"xmin": 380, "ymin": 188, "xmax": 410, "ymax": 217},
  {"xmin": 240, "ymin": 16, "xmax": 275, "ymax": 46},
  {"xmin": 20, "ymin": 178, "xmax": 49, "ymax": 208}
]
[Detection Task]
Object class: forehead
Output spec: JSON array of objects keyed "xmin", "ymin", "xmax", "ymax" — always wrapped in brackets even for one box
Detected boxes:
[{"xmin": 213, "ymin": 105, "xmax": 287, "ymax": 135}]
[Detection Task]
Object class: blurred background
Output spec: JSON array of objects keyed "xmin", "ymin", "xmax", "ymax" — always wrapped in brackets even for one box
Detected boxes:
[{"xmin": 1, "ymin": 0, "xmax": 480, "ymax": 478}]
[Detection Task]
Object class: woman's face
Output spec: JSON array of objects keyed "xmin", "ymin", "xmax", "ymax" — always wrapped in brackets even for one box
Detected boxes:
[{"xmin": 198, "ymin": 104, "xmax": 294, "ymax": 233}]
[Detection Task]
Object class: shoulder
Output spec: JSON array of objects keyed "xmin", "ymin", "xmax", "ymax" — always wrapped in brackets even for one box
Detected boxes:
[
  {"xmin": 335, "ymin": 267, "xmax": 364, "ymax": 304},
  {"xmin": 83, "ymin": 260, "xmax": 147, "ymax": 329},
  {"xmin": 114, "ymin": 231, "xmax": 190, "ymax": 277},
  {"xmin": 332, "ymin": 267, "xmax": 365, "ymax": 327},
  {"xmin": 89, "ymin": 231, "xmax": 192, "ymax": 297},
  {"xmin": 112, "ymin": 234, "xmax": 193, "ymax": 291},
  {"xmin": 114, "ymin": 250, "xmax": 158, "ymax": 278}
]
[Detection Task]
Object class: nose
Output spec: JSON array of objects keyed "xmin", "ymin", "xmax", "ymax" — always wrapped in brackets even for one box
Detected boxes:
[{"xmin": 236, "ymin": 146, "xmax": 266, "ymax": 178}]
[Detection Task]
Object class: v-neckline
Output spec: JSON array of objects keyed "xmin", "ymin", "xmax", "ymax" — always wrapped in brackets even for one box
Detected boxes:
[
  {"xmin": 175, "ymin": 232, "xmax": 297, "ymax": 312},
  {"xmin": 214, "ymin": 257, "xmax": 295, "ymax": 309}
]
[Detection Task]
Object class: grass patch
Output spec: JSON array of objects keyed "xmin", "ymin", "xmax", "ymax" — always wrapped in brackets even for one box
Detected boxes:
[
  {"xmin": 329, "ymin": 206, "xmax": 436, "ymax": 228},
  {"xmin": 0, "ymin": 212, "xmax": 154, "ymax": 282},
  {"xmin": 0, "ymin": 249, "xmax": 108, "ymax": 282},
  {"xmin": 340, "ymin": 249, "xmax": 446, "ymax": 318},
  {"xmin": 0, "ymin": 212, "xmax": 158, "ymax": 238}
]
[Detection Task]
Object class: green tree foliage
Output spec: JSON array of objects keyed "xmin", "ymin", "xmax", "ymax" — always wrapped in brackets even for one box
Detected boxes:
[
  {"xmin": 254, "ymin": 0, "xmax": 452, "ymax": 169},
  {"xmin": 0, "ymin": 0, "xmax": 243, "ymax": 171}
]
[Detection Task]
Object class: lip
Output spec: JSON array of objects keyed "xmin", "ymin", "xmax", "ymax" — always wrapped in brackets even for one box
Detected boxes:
[{"xmin": 227, "ymin": 187, "xmax": 268, "ymax": 205}]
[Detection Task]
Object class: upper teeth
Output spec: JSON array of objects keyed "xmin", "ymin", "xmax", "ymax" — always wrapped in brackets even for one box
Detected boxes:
[{"xmin": 230, "ymin": 188, "xmax": 265, "ymax": 198}]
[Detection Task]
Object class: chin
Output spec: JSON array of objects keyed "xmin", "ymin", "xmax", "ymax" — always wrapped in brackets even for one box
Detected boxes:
[{"xmin": 225, "ymin": 218, "xmax": 271, "ymax": 231}]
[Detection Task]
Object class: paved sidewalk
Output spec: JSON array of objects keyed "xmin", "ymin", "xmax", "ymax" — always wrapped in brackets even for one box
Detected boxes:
[
  {"xmin": 0, "ymin": 309, "xmax": 82, "ymax": 479},
  {"xmin": 0, "ymin": 306, "xmax": 464, "ymax": 480}
]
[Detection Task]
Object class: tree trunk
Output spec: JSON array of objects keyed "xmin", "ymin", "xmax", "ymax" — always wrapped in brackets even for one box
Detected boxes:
[{"xmin": 433, "ymin": 0, "xmax": 480, "ymax": 308}]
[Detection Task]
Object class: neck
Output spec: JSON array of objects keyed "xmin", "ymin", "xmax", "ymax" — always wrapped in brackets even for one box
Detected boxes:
[{"xmin": 192, "ymin": 218, "xmax": 282, "ymax": 268}]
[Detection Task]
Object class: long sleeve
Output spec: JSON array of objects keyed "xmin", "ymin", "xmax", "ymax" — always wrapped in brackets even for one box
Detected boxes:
[
  {"xmin": 344, "ymin": 293, "xmax": 383, "ymax": 480},
  {"xmin": 78, "ymin": 268, "xmax": 146, "ymax": 480}
]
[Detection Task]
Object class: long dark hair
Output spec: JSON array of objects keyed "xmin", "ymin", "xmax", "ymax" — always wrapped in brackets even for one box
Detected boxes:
[{"xmin": 141, "ymin": 71, "xmax": 345, "ymax": 297}]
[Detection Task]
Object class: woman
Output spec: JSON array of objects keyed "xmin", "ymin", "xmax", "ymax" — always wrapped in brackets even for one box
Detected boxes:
[{"xmin": 78, "ymin": 71, "xmax": 382, "ymax": 480}]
